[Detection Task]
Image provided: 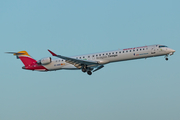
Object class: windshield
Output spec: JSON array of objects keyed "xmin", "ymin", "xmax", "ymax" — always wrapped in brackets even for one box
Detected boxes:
[{"xmin": 159, "ymin": 45, "xmax": 168, "ymax": 48}]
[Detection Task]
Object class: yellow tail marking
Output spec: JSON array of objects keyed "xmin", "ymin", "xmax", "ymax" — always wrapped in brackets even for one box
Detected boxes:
[{"xmin": 15, "ymin": 51, "xmax": 31, "ymax": 57}]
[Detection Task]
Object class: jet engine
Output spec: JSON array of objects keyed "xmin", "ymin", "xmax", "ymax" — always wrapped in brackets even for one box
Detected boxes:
[
  {"xmin": 37, "ymin": 57, "xmax": 52, "ymax": 65},
  {"xmin": 98, "ymin": 60, "xmax": 109, "ymax": 64}
]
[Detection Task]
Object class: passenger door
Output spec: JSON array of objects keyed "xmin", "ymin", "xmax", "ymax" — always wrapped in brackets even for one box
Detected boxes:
[{"xmin": 151, "ymin": 47, "xmax": 156, "ymax": 54}]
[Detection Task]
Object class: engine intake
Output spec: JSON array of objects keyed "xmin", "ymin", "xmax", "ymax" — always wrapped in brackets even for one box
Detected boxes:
[{"xmin": 37, "ymin": 57, "xmax": 52, "ymax": 65}]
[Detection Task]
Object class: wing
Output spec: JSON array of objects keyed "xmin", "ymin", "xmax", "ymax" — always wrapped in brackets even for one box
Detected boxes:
[{"xmin": 48, "ymin": 50, "xmax": 99, "ymax": 67}]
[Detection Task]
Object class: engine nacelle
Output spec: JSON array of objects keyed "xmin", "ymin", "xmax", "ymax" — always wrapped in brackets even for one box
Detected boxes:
[
  {"xmin": 37, "ymin": 57, "xmax": 52, "ymax": 65},
  {"xmin": 98, "ymin": 60, "xmax": 109, "ymax": 64}
]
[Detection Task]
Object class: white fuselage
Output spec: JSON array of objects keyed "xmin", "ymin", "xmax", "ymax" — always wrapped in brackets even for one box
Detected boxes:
[{"xmin": 42, "ymin": 44, "xmax": 175, "ymax": 71}]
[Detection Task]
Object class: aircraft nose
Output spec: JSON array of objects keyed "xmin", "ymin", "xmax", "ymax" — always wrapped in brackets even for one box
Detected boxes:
[{"xmin": 171, "ymin": 49, "xmax": 176, "ymax": 53}]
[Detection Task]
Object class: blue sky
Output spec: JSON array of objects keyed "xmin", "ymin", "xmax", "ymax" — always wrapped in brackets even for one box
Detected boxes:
[{"xmin": 1, "ymin": 0, "xmax": 180, "ymax": 120}]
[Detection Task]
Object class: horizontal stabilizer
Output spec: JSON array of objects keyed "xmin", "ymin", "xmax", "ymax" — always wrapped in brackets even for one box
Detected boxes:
[{"xmin": 5, "ymin": 52, "xmax": 25, "ymax": 56}]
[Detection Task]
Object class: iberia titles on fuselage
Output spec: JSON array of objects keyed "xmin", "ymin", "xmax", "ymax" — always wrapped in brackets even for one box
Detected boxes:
[{"xmin": 6, "ymin": 44, "xmax": 175, "ymax": 75}]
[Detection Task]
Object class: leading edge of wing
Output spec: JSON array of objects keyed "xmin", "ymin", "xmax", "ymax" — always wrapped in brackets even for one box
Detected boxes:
[{"xmin": 48, "ymin": 49, "xmax": 99, "ymax": 65}]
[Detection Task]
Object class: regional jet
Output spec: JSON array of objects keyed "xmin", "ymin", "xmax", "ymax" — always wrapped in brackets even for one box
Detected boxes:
[{"xmin": 6, "ymin": 44, "xmax": 175, "ymax": 75}]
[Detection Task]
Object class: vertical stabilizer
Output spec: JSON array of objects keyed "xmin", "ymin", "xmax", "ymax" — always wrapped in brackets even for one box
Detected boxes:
[{"xmin": 15, "ymin": 51, "xmax": 37, "ymax": 66}]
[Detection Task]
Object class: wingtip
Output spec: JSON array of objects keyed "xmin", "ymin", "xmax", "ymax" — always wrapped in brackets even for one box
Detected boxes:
[{"xmin": 48, "ymin": 49, "xmax": 57, "ymax": 56}]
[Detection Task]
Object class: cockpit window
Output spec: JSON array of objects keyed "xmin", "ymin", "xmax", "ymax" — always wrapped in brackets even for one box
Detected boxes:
[{"xmin": 159, "ymin": 45, "xmax": 168, "ymax": 48}]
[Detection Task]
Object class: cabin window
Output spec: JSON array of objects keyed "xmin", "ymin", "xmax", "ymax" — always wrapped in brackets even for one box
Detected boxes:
[
  {"xmin": 92, "ymin": 55, "xmax": 94, "ymax": 57},
  {"xmin": 80, "ymin": 57, "xmax": 81, "ymax": 59},
  {"xmin": 103, "ymin": 54, "xmax": 104, "ymax": 56},
  {"xmin": 159, "ymin": 45, "xmax": 168, "ymax": 48},
  {"xmin": 143, "ymin": 48, "xmax": 145, "ymax": 50},
  {"xmin": 106, "ymin": 53, "xmax": 108, "ymax": 55},
  {"xmin": 123, "ymin": 51, "xmax": 124, "ymax": 53},
  {"xmin": 116, "ymin": 52, "xmax": 118, "ymax": 54},
  {"xmin": 140, "ymin": 49, "xmax": 141, "ymax": 51},
  {"xmin": 96, "ymin": 55, "xmax": 98, "ymax": 56},
  {"xmin": 119, "ymin": 51, "xmax": 121, "ymax": 53},
  {"xmin": 133, "ymin": 49, "xmax": 135, "ymax": 52},
  {"xmin": 99, "ymin": 54, "xmax": 101, "ymax": 56},
  {"xmin": 137, "ymin": 49, "xmax": 138, "ymax": 51},
  {"xmin": 109, "ymin": 53, "xmax": 111, "ymax": 55},
  {"xmin": 83, "ymin": 56, "xmax": 85, "ymax": 58},
  {"xmin": 88, "ymin": 56, "xmax": 90, "ymax": 58},
  {"xmin": 130, "ymin": 50, "xmax": 131, "ymax": 52},
  {"xmin": 126, "ymin": 51, "xmax": 128, "ymax": 53}
]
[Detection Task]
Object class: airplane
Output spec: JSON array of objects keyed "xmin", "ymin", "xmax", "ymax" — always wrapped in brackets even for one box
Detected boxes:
[{"xmin": 6, "ymin": 44, "xmax": 175, "ymax": 75}]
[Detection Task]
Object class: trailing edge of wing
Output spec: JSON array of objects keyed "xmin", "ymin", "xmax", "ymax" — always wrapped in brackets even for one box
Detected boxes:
[
  {"xmin": 48, "ymin": 49, "xmax": 99, "ymax": 66},
  {"xmin": 93, "ymin": 65, "xmax": 104, "ymax": 72}
]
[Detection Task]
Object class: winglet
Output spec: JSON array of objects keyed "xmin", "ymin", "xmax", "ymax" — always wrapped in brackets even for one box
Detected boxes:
[{"xmin": 48, "ymin": 49, "xmax": 57, "ymax": 56}]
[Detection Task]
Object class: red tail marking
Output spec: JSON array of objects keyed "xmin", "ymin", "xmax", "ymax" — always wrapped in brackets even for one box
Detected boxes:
[{"xmin": 19, "ymin": 56, "xmax": 37, "ymax": 66}]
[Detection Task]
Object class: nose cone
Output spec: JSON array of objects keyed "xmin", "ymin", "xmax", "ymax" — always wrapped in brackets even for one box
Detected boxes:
[
  {"xmin": 170, "ymin": 49, "xmax": 176, "ymax": 53},
  {"xmin": 168, "ymin": 48, "xmax": 176, "ymax": 56}
]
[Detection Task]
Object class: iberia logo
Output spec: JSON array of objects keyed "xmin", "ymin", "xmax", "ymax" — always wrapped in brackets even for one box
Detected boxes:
[{"xmin": 134, "ymin": 53, "xmax": 139, "ymax": 56}]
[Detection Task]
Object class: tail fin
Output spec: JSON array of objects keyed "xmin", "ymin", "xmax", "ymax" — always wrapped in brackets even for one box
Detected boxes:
[{"xmin": 7, "ymin": 51, "xmax": 37, "ymax": 66}]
